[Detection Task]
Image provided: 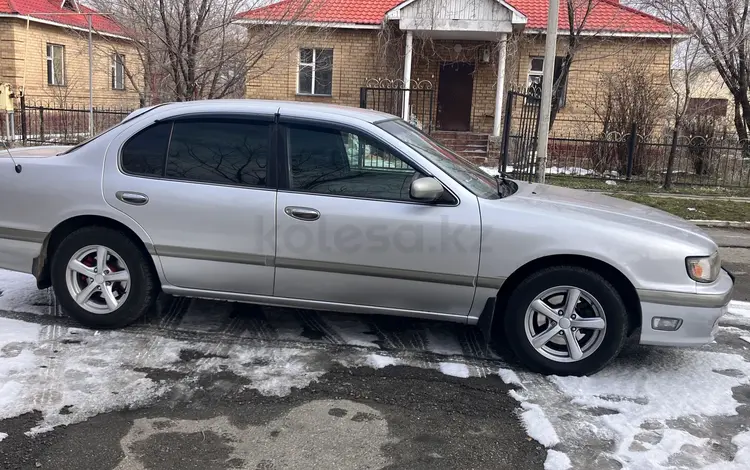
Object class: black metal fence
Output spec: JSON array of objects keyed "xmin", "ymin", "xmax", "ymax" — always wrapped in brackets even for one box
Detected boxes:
[
  {"xmin": 360, "ymin": 78, "xmax": 434, "ymax": 133},
  {"xmin": 505, "ymin": 129, "xmax": 750, "ymax": 188},
  {"xmin": 13, "ymin": 96, "xmax": 133, "ymax": 145},
  {"xmin": 501, "ymin": 89, "xmax": 541, "ymax": 183}
]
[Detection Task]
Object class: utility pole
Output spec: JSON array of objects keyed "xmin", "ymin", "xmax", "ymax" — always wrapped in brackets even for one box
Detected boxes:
[
  {"xmin": 88, "ymin": 14, "xmax": 94, "ymax": 137},
  {"xmin": 535, "ymin": 0, "xmax": 560, "ymax": 184}
]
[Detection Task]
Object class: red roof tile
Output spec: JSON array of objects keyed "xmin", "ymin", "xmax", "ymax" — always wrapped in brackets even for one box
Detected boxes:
[
  {"xmin": 1, "ymin": 0, "xmax": 125, "ymax": 35},
  {"xmin": 237, "ymin": 0, "xmax": 683, "ymax": 35}
]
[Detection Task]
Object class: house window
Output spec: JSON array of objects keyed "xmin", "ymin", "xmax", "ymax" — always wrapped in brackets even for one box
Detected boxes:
[
  {"xmin": 112, "ymin": 54, "xmax": 125, "ymax": 90},
  {"xmin": 527, "ymin": 57, "xmax": 567, "ymax": 107},
  {"xmin": 298, "ymin": 48, "xmax": 333, "ymax": 96},
  {"xmin": 46, "ymin": 44, "xmax": 65, "ymax": 86},
  {"xmin": 687, "ymin": 98, "xmax": 728, "ymax": 117}
]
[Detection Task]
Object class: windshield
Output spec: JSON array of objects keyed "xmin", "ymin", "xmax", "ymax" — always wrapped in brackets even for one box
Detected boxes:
[
  {"xmin": 59, "ymin": 104, "xmax": 167, "ymax": 155},
  {"xmin": 377, "ymin": 119, "xmax": 505, "ymax": 200}
]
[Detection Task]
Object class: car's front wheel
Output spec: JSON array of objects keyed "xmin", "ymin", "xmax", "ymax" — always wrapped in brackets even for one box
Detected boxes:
[
  {"xmin": 503, "ymin": 266, "xmax": 629, "ymax": 376},
  {"xmin": 51, "ymin": 227, "xmax": 158, "ymax": 328}
]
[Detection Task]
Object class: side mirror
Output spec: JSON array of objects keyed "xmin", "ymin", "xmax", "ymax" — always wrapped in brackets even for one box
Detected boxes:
[{"xmin": 410, "ymin": 177, "xmax": 444, "ymax": 202}]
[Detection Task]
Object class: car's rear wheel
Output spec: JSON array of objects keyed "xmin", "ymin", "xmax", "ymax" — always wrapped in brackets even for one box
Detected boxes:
[
  {"xmin": 502, "ymin": 266, "xmax": 628, "ymax": 376},
  {"xmin": 51, "ymin": 227, "xmax": 157, "ymax": 328}
]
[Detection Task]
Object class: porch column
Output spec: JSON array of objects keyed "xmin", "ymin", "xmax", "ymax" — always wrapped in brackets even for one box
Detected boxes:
[
  {"xmin": 402, "ymin": 30, "xmax": 414, "ymax": 121},
  {"xmin": 492, "ymin": 33, "xmax": 508, "ymax": 137}
]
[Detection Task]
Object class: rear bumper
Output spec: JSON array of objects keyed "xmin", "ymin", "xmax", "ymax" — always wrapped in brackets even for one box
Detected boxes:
[{"xmin": 638, "ymin": 269, "xmax": 734, "ymax": 347}]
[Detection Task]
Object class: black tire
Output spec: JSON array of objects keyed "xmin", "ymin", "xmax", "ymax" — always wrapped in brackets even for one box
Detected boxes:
[
  {"xmin": 51, "ymin": 226, "xmax": 158, "ymax": 329},
  {"xmin": 501, "ymin": 266, "xmax": 629, "ymax": 376}
]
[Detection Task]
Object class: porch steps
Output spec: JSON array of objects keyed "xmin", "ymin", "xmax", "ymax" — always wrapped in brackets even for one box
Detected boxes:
[{"xmin": 431, "ymin": 131, "xmax": 489, "ymax": 165}]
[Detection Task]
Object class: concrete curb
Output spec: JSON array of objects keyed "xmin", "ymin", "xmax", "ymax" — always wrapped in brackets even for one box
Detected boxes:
[
  {"xmin": 590, "ymin": 190, "xmax": 750, "ymax": 202},
  {"xmin": 691, "ymin": 220, "xmax": 750, "ymax": 228}
]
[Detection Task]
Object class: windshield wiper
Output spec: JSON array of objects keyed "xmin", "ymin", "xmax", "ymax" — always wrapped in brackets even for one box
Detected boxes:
[{"xmin": 493, "ymin": 172, "xmax": 515, "ymax": 198}]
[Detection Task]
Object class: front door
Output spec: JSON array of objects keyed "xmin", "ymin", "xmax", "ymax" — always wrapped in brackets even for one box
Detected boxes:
[
  {"xmin": 437, "ymin": 62, "xmax": 475, "ymax": 131},
  {"xmin": 272, "ymin": 120, "xmax": 481, "ymax": 316}
]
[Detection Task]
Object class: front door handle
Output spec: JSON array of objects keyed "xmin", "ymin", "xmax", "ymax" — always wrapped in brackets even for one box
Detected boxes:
[
  {"xmin": 116, "ymin": 191, "xmax": 149, "ymax": 206},
  {"xmin": 284, "ymin": 206, "xmax": 320, "ymax": 221}
]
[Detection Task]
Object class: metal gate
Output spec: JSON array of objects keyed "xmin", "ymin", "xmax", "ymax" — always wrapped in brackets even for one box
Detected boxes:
[
  {"xmin": 500, "ymin": 89, "xmax": 541, "ymax": 183},
  {"xmin": 359, "ymin": 78, "xmax": 434, "ymax": 133}
]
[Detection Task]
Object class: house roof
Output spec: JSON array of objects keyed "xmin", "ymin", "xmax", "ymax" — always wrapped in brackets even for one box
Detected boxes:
[
  {"xmin": 0, "ymin": 0, "xmax": 125, "ymax": 36},
  {"xmin": 236, "ymin": 0, "xmax": 684, "ymax": 36}
]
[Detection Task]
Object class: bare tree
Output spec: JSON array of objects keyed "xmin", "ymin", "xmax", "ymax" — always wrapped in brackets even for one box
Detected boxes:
[
  {"xmin": 90, "ymin": 0, "xmax": 312, "ymax": 103},
  {"xmin": 643, "ymin": 0, "xmax": 750, "ymax": 142}
]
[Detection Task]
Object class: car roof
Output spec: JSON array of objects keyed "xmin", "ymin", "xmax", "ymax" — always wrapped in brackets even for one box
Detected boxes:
[{"xmin": 141, "ymin": 99, "xmax": 397, "ymax": 124}]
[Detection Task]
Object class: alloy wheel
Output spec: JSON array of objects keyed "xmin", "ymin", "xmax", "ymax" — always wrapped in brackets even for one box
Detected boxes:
[
  {"xmin": 65, "ymin": 245, "xmax": 131, "ymax": 314},
  {"xmin": 523, "ymin": 286, "xmax": 607, "ymax": 363}
]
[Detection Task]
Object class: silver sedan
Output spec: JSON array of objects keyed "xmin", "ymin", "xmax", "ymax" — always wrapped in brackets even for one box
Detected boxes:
[{"xmin": 0, "ymin": 100, "xmax": 734, "ymax": 375}]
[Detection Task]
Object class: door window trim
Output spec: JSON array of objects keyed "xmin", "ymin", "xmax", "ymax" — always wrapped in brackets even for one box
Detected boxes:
[
  {"xmin": 276, "ymin": 117, "xmax": 459, "ymax": 206},
  {"xmin": 117, "ymin": 114, "xmax": 278, "ymax": 191}
]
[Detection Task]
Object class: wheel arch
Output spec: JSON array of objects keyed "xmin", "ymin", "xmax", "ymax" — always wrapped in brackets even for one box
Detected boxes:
[
  {"xmin": 33, "ymin": 215, "xmax": 157, "ymax": 289},
  {"xmin": 486, "ymin": 254, "xmax": 642, "ymax": 340}
]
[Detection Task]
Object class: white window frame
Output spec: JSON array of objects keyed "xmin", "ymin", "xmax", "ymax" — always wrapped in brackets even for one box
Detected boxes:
[
  {"xmin": 112, "ymin": 53, "xmax": 126, "ymax": 90},
  {"xmin": 526, "ymin": 57, "xmax": 567, "ymax": 107},
  {"xmin": 297, "ymin": 48, "xmax": 333, "ymax": 96},
  {"xmin": 46, "ymin": 44, "xmax": 65, "ymax": 86}
]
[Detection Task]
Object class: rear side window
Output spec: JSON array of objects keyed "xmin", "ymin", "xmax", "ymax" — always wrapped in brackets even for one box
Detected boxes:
[
  {"xmin": 165, "ymin": 120, "xmax": 270, "ymax": 187},
  {"xmin": 121, "ymin": 121, "xmax": 172, "ymax": 176}
]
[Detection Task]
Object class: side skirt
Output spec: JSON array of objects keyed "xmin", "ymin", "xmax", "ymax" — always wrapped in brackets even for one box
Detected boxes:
[{"xmin": 161, "ymin": 285, "xmax": 472, "ymax": 324}]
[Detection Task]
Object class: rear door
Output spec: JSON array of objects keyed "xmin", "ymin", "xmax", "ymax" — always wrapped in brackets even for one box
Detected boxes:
[
  {"xmin": 102, "ymin": 114, "xmax": 277, "ymax": 295},
  {"xmin": 272, "ymin": 118, "xmax": 481, "ymax": 316}
]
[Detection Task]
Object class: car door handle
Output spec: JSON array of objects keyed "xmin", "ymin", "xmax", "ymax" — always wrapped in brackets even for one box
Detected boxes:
[
  {"xmin": 284, "ymin": 206, "xmax": 320, "ymax": 221},
  {"xmin": 116, "ymin": 191, "xmax": 149, "ymax": 206}
]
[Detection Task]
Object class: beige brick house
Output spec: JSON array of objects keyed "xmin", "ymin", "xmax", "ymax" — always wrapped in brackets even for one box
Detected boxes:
[
  {"xmin": 237, "ymin": 0, "xmax": 680, "ymax": 158},
  {"xmin": 0, "ymin": 0, "xmax": 141, "ymax": 108}
]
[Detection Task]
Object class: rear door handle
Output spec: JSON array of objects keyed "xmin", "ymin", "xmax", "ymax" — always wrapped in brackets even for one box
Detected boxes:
[
  {"xmin": 284, "ymin": 206, "xmax": 320, "ymax": 221},
  {"xmin": 116, "ymin": 191, "xmax": 149, "ymax": 206}
]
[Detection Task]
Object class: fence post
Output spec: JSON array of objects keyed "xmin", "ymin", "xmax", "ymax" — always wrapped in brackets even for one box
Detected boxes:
[
  {"xmin": 39, "ymin": 105, "xmax": 44, "ymax": 143},
  {"xmin": 626, "ymin": 121, "xmax": 637, "ymax": 180},
  {"xmin": 359, "ymin": 88, "xmax": 367, "ymax": 109},
  {"xmin": 20, "ymin": 95, "xmax": 27, "ymax": 145},
  {"xmin": 500, "ymin": 90, "xmax": 515, "ymax": 173}
]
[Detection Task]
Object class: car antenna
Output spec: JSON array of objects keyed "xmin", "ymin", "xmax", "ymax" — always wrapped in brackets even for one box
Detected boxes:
[{"xmin": 0, "ymin": 140, "xmax": 22, "ymax": 174}]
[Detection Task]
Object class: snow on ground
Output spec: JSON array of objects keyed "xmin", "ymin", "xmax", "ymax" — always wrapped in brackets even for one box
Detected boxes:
[
  {"xmin": 0, "ymin": 270, "xmax": 52, "ymax": 316},
  {"xmin": 517, "ymin": 401, "xmax": 560, "ymax": 447},
  {"xmin": 365, "ymin": 353, "xmax": 398, "ymax": 369},
  {"xmin": 0, "ymin": 316, "xmax": 329, "ymax": 435},
  {"xmin": 480, "ymin": 165, "xmax": 597, "ymax": 177},
  {"xmin": 728, "ymin": 301, "xmax": 750, "ymax": 323},
  {"xmin": 544, "ymin": 450, "xmax": 572, "ymax": 470},
  {"xmin": 497, "ymin": 367, "xmax": 523, "ymax": 387},
  {"xmin": 0, "ymin": 432, "xmax": 7, "ymax": 442},
  {"xmin": 438, "ymin": 362, "xmax": 470, "ymax": 378}
]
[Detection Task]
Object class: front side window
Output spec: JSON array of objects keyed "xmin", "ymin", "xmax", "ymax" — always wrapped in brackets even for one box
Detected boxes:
[
  {"xmin": 112, "ymin": 53, "xmax": 125, "ymax": 90},
  {"xmin": 377, "ymin": 119, "xmax": 501, "ymax": 200},
  {"xmin": 527, "ymin": 56, "xmax": 567, "ymax": 107},
  {"xmin": 46, "ymin": 44, "xmax": 65, "ymax": 86},
  {"xmin": 286, "ymin": 124, "xmax": 419, "ymax": 202},
  {"xmin": 298, "ymin": 48, "xmax": 333, "ymax": 95},
  {"xmin": 166, "ymin": 119, "xmax": 269, "ymax": 187}
]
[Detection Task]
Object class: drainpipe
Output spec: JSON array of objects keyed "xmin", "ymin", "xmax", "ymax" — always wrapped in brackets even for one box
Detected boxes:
[
  {"xmin": 402, "ymin": 31, "xmax": 414, "ymax": 122},
  {"xmin": 492, "ymin": 33, "xmax": 508, "ymax": 137}
]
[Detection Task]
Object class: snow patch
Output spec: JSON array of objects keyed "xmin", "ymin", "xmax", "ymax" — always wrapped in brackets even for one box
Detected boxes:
[
  {"xmin": 548, "ymin": 350, "xmax": 750, "ymax": 468},
  {"xmin": 0, "ymin": 270, "xmax": 52, "ymax": 316},
  {"xmin": 544, "ymin": 449, "xmax": 572, "ymax": 470},
  {"xmin": 728, "ymin": 301, "xmax": 750, "ymax": 324},
  {"xmin": 741, "ymin": 336, "xmax": 750, "ymax": 345},
  {"xmin": 366, "ymin": 354, "xmax": 397, "ymax": 369},
  {"xmin": 498, "ymin": 367, "xmax": 523, "ymax": 387},
  {"xmin": 0, "ymin": 432, "xmax": 7, "ymax": 442},
  {"xmin": 519, "ymin": 402, "xmax": 560, "ymax": 447},
  {"xmin": 438, "ymin": 362, "xmax": 470, "ymax": 378}
]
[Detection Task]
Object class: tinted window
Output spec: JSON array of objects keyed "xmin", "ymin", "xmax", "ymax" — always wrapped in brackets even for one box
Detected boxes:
[
  {"xmin": 287, "ymin": 125, "xmax": 419, "ymax": 201},
  {"xmin": 166, "ymin": 120, "xmax": 270, "ymax": 187},
  {"xmin": 121, "ymin": 121, "xmax": 172, "ymax": 176}
]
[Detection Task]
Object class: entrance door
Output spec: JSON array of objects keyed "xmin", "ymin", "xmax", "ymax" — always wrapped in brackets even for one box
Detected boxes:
[{"xmin": 437, "ymin": 62, "xmax": 474, "ymax": 131}]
